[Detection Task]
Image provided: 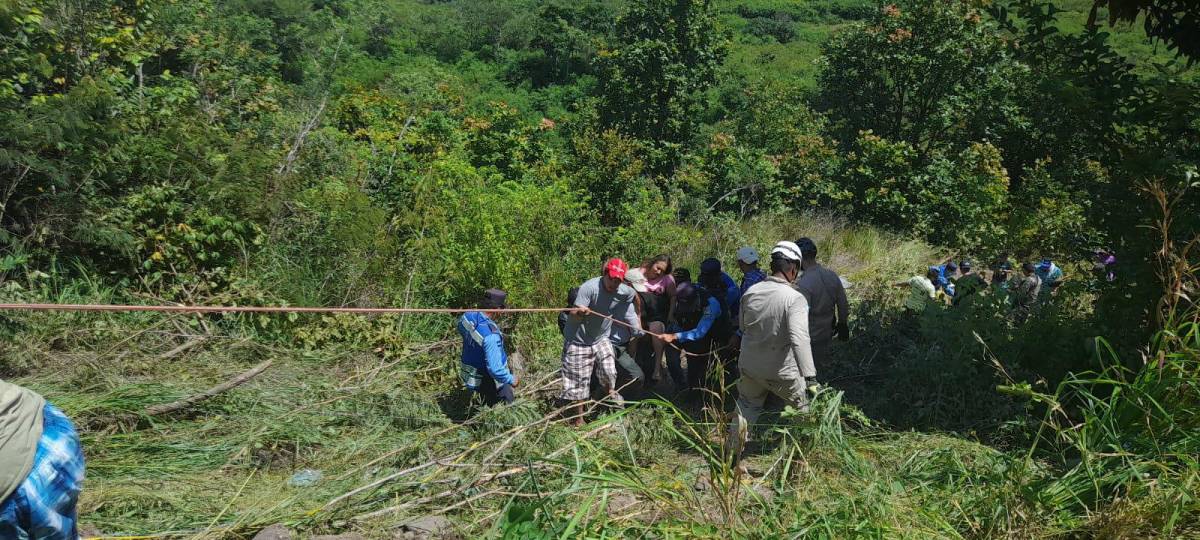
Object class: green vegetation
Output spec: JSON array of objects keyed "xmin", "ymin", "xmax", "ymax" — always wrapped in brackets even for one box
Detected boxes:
[{"xmin": 1, "ymin": 0, "xmax": 1197, "ymax": 537}]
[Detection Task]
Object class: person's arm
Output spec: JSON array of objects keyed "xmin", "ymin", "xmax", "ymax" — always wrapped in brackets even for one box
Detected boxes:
[
  {"xmin": 833, "ymin": 274, "xmax": 850, "ymax": 325},
  {"xmin": 722, "ymin": 275, "xmax": 739, "ymax": 318},
  {"xmin": 570, "ymin": 283, "xmax": 594, "ymax": 318},
  {"xmin": 483, "ymin": 333, "xmax": 515, "ymax": 386},
  {"xmin": 672, "ymin": 297, "xmax": 720, "ymax": 343},
  {"xmin": 626, "ymin": 293, "xmax": 644, "ymax": 355},
  {"xmin": 833, "ymin": 273, "xmax": 850, "ymax": 340},
  {"xmin": 733, "ymin": 289, "xmax": 749, "ymax": 340},
  {"xmin": 787, "ymin": 295, "xmax": 816, "ymax": 379}
]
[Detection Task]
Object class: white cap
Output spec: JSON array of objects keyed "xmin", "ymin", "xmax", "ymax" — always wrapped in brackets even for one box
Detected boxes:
[
  {"xmin": 624, "ymin": 267, "xmax": 648, "ymax": 292},
  {"xmin": 771, "ymin": 241, "xmax": 803, "ymax": 262},
  {"xmin": 736, "ymin": 246, "xmax": 759, "ymax": 264}
]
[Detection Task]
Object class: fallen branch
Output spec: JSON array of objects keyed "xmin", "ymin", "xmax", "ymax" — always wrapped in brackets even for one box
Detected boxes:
[
  {"xmin": 324, "ymin": 385, "xmax": 625, "ymax": 515},
  {"xmin": 156, "ymin": 336, "xmax": 208, "ymax": 360},
  {"xmin": 352, "ymin": 423, "xmax": 612, "ymax": 522},
  {"xmin": 323, "ymin": 396, "xmax": 586, "ymax": 510},
  {"xmin": 144, "ymin": 360, "xmax": 273, "ymax": 416}
]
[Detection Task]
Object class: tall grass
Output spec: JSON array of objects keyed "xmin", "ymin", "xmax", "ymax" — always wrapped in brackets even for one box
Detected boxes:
[{"xmin": 8, "ymin": 206, "xmax": 1198, "ymax": 538}]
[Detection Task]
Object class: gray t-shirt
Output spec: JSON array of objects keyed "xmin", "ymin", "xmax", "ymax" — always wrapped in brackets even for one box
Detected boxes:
[
  {"xmin": 563, "ymin": 277, "xmax": 641, "ymax": 347},
  {"xmin": 795, "ymin": 264, "xmax": 850, "ymax": 344}
]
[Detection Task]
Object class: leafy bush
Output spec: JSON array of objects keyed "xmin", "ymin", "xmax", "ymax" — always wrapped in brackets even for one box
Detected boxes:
[
  {"xmin": 1005, "ymin": 159, "xmax": 1095, "ymax": 257},
  {"xmin": 836, "ymin": 131, "xmax": 921, "ymax": 232},
  {"xmin": 500, "ymin": 0, "xmax": 613, "ymax": 87},
  {"xmin": 566, "ymin": 125, "xmax": 647, "ymax": 227},
  {"xmin": 463, "ymin": 101, "xmax": 548, "ymax": 180},
  {"xmin": 675, "ymin": 133, "xmax": 783, "ymax": 218},
  {"xmin": 745, "ymin": 16, "xmax": 796, "ymax": 44},
  {"xmin": 401, "ymin": 155, "xmax": 598, "ymax": 308},
  {"xmin": 915, "ymin": 142, "xmax": 1010, "ymax": 251},
  {"xmin": 103, "ymin": 184, "xmax": 261, "ymax": 301}
]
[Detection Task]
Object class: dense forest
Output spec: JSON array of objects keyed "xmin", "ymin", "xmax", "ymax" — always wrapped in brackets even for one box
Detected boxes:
[{"xmin": 2, "ymin": 0, "xmax": 1198, "ymax": 537}]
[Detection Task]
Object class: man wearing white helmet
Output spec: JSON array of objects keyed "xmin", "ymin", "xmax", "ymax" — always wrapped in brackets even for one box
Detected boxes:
[{"xmin": 727, "ymin": 241, "xmax": 816, "ymax": 470}]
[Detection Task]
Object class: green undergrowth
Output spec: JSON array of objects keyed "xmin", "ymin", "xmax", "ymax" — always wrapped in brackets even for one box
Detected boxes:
[{"xmin": 3, "ymin": 214, "xmax": 1197, "ymax": 538}]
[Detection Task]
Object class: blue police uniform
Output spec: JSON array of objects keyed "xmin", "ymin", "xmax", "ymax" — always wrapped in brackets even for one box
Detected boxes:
[{"xmin": 458, "ymin": 311, "xmax": 515, "ymax": 405}]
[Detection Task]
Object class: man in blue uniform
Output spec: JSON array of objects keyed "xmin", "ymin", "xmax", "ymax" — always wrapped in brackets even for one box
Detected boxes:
[
  {"xmin": 457, "ymin": 288, "xmax": 518, "ymax": 406},
  {"xmin": 662, "ymin": 259, "xmax": 736, "ymax": 394}
]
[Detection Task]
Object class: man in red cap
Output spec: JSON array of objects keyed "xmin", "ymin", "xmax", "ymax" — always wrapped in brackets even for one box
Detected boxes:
[{"xmin": 561, "ymin": 258, "xmax": 643, "ymax": 426}]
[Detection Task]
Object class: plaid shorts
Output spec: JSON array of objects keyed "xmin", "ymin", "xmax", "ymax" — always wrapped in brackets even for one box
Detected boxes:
[
  {"xmin": 0, "ymin": 403, "xmax": 85, "ymax": 540},
  {"xmin": 560, "ymin": 340, "xmax": 616, "ymax": 401}
]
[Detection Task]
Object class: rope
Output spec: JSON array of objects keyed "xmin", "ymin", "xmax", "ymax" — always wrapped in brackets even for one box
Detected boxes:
[
  {"xmin": 0, "ymin": 303, "xmax": 568, "ymax": 314},
  {"xmin": 0, "ymin": 302, "xmax": 733, "ymax": 356}
]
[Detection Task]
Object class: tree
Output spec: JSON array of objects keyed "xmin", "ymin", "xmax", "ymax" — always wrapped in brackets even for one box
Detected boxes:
[
  {"xmin": 502, "ymin": 0, "xmax": 615, "ymax": 87},
  {"xmin": 815, "ymin": 1, "xmax": 1023, "ymax": 159},
  {"xmin": 595, "ymin": 0, "xmax": 727, "ymax": 171}
]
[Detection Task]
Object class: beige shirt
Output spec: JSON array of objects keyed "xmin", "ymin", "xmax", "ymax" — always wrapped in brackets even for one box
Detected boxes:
[
  {"xmin": 906, "ymin": 276, "xmax": 936, "ymax": 311},
  {"xmin": 1, "ymin": 379, "xmax": 45, "ymax": 501},
  {"xmin": 737, "ymin": 276, "xmax": 816, "ymax": 380}
]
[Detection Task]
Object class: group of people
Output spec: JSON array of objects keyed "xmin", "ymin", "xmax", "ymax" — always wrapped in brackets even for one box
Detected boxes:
[
  {"xmin": 898, "ymin": 256, "xmax": 1071, "ymax": 321},
  {"xmin": 457, "ymin": 237, "xmax": 852, "ymax": 468}
]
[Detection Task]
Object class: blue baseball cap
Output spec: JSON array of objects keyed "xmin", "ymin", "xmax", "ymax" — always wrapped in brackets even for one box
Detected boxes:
[{"xmin": 699, "ymin": 258, "xmax": 722, "ymax": 276}]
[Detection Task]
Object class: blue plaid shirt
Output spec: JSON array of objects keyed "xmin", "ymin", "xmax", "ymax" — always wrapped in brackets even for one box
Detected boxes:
[{"xmin": 0, "ymin": 403, "xmax": 84, "ymax": 540}]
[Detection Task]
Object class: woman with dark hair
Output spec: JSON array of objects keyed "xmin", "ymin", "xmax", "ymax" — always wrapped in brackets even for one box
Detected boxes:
[{"xmin": 638, "ymin": 255, "xmax": 675, "ymax": 382}]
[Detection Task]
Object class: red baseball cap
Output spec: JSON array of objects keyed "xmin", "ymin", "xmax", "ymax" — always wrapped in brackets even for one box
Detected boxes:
[{"xmin": 603, "ymin": 258, "xmax": 628, "ymax": 280}]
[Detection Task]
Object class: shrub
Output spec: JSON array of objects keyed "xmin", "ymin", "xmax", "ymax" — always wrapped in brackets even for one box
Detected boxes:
[
  {"xmin": 1005, "ymin": 159, "xmax": 1095, "ymax": 258},
  {"xmin": 102, "ymin": 184, "xmax": 262, "ymax": 302},
  {"xmin": 402, "ymin": 156, "xmax": 598, "ymax": 308},
  {"xmin": 915, "ymin": 142, "xmax": 1010, "ymax": 251},
  {"xmin": 837, "ymin": 131, "xmax": 921, "ymax": 232},
  {"xmin": 567, "ymin": 126, "xmax": 647, "ymax": 227},
  {"xmin": 675, "ymin": 133, "xmax": 783, "ymax": 219}
]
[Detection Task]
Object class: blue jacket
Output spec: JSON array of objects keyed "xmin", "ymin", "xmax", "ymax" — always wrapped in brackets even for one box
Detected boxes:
[
  {"xmin": 676, "ymin": 296, "xmax": 723, "ymax": 343},
  {"xmin": 720, "ymin": 272, "xmax": 742, "ymax": 318},
  {"xmin": 935, "ymin": 265, "xmax": 956, "ymax": 297},
  {"xmin": 457, "ymin": 312, "xmax": 514, "ymax": 388},
  {"xmin": 734, "ymin": 268, "xmax": 766, "ymax": 320}
]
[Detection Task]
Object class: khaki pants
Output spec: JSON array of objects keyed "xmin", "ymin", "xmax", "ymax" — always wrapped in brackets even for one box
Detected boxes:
[{"xmin": 726, "ymin": 372, "xmax": 808, "ymax": 456}]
